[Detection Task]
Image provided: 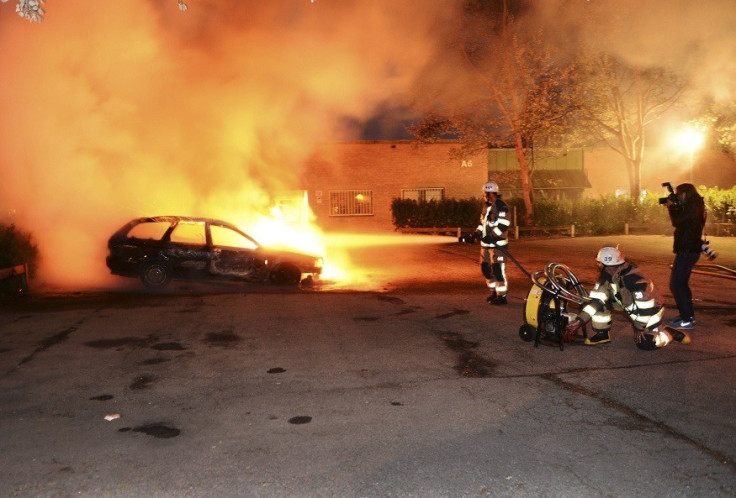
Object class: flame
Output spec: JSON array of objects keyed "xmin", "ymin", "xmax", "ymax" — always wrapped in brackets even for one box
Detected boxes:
[{"xmin": 224, "ymin": 190, "xmax": 355, "ymax": 285}]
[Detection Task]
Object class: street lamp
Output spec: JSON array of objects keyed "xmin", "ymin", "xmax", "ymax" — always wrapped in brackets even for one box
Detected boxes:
[{"xmin": 679, "ymin": 127, "xmax": 705, "ymax": 183}]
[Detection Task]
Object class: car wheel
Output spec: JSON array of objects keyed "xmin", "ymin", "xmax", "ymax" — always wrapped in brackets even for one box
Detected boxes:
[
  {"xmin": 269, "ymin": 264, "xmax": 302, "ymax": 285},
  {"xmin": 139, "ymin": 259, "xmax": 172, "ymax": 289}
]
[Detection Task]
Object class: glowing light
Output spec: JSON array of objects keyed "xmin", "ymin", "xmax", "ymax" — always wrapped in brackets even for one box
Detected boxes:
[
  {"xmin": 678, "ymin": 127, "xmax": 705, "ymax": 151},
  {"xmin": 672, "ymin": 125, "xmax": 706, "ymax": 183}
]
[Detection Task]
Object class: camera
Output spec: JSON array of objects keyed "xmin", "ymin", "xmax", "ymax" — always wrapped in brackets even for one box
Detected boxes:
[
  {"xmin": 659, "ymin": 182, "xmax": 678, "ymax": 205},
  {"xmin": 701, "ymin": 240, "xmax": 718, "ymax": 261}
]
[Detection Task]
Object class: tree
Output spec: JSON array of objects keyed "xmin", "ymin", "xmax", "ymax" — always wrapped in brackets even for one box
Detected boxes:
[
  {"xmin": 408, "ymin": 3, "xmax": 579, "ymax": 223},
  {"xmin": 577, "ymin": 54, "xmax": 687, "ymax": 200},
  {"xmin": 2, "ymin": 0, "xmax": 188, "ymax": 22},
  {"xmin": 692, "ymin": 97, "xmax": 736, "ymax": 157}
]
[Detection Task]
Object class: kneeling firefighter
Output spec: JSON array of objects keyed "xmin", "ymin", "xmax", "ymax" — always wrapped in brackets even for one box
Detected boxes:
[
  {"xmin": 476, "ymin": 181, "xmax": 511, "ymax": 305},
  {"xmin": 565, "ymin": 246, "xmax": 690, "ymax": 350}
]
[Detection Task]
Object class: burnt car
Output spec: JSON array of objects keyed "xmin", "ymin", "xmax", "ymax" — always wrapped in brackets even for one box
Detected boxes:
[{"xmin": 105, "ymin": 216, "xmax": 323, "ymax": 289}]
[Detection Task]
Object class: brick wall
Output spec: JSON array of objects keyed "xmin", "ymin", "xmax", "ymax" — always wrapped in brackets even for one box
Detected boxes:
[{"xmin": 303, "ymin": 141, "xmax": 487, "ymax": 232}]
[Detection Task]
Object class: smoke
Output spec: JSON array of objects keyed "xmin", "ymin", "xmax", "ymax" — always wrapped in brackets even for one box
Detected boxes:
[
  {"xmin": 3, "ymin": 0, "xmax": 732, "ymax": 289},
  {"xmin": 0, "ymin": 0, "xmax": 460, "ymax": 288},
  {"xmin": 531, "ymin": 0, "xmax": 736, "ymax": 103}
]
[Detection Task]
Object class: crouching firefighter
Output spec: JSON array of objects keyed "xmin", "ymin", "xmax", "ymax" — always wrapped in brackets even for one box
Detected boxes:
[
  {"xmin": 476, "ymin": 181, "xmax": 511, "ymax": 305},
  {"xmin": 565, "ymin": 246, "xmax": 690, "ymax": 350}
]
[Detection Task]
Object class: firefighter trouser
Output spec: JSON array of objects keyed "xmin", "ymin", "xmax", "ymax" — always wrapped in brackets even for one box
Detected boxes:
[
  {"xmin": 589, "ymin": 302, "xmax": 668, "ymax": 346},
  {"xmin": 480, "ymin": 246, "xmax": 507, "ymax": 296}
]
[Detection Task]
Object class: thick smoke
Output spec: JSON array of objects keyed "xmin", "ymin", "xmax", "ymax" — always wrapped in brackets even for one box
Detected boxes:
[
  {"xmin": 532, "ymin": 0, "xmax": 736, "ymax": 103},
  {"xmin": 2, "ymin": 0, "xmax": 733, "ymax": 289},
  {"xmin": 0, "ymin": 0, "xmax": 459, "ymax": 288}
]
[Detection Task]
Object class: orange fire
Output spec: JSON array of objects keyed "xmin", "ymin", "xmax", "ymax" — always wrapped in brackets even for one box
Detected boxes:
[{"xmin": 227, "ymin": 191, "xmax": 356, "ymax": 286}]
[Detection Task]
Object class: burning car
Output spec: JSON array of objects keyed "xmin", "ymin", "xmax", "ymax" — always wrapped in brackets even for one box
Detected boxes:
[{"xmin": 105, "ymin": 216, "xmax": 323, "ymax": 289}]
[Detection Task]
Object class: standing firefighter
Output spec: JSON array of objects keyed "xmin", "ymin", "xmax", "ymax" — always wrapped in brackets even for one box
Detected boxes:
[
  {"xmin": 565, "ymin": 246, "xmax": 690, "ymax": 350},
  {"xmin": 476, "ymin": 181, "xmax": 511, "ymax": 305}
]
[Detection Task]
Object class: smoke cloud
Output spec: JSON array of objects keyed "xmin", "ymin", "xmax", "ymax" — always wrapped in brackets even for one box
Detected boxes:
[
  {"xmin": 1, "ymin": 0, "xmax": 733, "ymax": 289},
  {"xmin": 531, "ymin": 0, "xmax": 736, "ymax": 103},
  {"xmin": 0, "ymin": 0, "xmax": 460, "ymax": 288}
]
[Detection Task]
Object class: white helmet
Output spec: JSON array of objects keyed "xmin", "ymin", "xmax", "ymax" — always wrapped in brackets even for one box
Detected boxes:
[
  {"xmin": 596, "ymin": 246, "xmax": 625, "ymax": 266},
  {"xmin": 483, "ymin": 181, "xmax": 499, "ymax": 193}
]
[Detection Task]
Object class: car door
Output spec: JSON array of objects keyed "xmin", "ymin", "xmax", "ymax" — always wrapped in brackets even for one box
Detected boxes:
[
  {"xmin": 208, "ymin": 222, "xmax": 265, "ymax": 280},
  {"xmin": 165, "ymin": 220, "xmax": 210, "ymax": 278}
]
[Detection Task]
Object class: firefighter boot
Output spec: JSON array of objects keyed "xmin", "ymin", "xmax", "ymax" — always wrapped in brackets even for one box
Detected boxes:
[
  {"xmin": 671, "ymin": 328, "xmax": 691, "ymax": 345},
  {"xmin": 584, "ymin": 330, "xmax": 611, "ymax": 346},
  {"xmin": 485, "ymin": 290, "xmax": 497, "ymax": 303},
  {"xmin": 489, "ymin": 294, "xmax": 507, "ymax": 306}
]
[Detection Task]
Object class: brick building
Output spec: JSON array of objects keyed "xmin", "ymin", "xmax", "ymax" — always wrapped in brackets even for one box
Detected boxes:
[{"xmin": 298, "ymin": 140, "xmax": 736, "ymax": 232}]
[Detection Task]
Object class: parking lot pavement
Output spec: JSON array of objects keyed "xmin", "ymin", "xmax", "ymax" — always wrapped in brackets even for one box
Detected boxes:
[{"xmin": 0, "ymin": 235, "xmax": 734, "ymax": 497}]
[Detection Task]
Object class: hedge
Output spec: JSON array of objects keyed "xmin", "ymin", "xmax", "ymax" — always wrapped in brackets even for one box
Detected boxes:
[{"xmin": 391, "ymin": 186, "xmax": 736, "ymax": 236}]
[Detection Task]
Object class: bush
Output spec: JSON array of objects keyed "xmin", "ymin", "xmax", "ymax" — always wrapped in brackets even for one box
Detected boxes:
[
  {"xmin": 390, "ymin": 186, "xmax": 735, "ymax": 236},
  {"xmin": 700, "ymin": 185, "xmax": 736, "ymax": 224},
  {"xmin": 0, "ymin": 224, "xmax": 39, "ymax": 293},
  {"xmin": 391, "ymin": 198, "xmax": 482, "ymax": 228}
]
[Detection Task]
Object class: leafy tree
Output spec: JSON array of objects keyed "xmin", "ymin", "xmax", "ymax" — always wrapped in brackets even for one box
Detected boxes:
[
  {"xmin": 577, "ymin": 54, "xmax": 687, "ymax": 200},
  {"xmin": 3, "ymin": 0, "xmax": 188, "ymax": 22},
  {"xmin": 408, "ymin": 2, "xmax": 580, "ymax": 223},
  {"xmin": 689, "ymin": 97, "xmax": 736, "ymax": 157}
]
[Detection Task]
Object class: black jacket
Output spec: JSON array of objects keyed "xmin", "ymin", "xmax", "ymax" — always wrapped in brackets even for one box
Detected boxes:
[{"xmin": 668, "ymin": 196, "xmax": 705, "ymax": 253}]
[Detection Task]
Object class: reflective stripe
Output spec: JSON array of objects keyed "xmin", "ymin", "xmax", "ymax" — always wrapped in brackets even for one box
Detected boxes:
[
  {"xmin": 631, "ymin": 314, "xmax": 649, "ymax": 324},
  {"xmin": 582, "ymin": 304, "xmax": 598, "ymax": 316},
  {"xmin": 493, "ymin": 227, "xmax": 503, "ymax": 236},
  {"xmin": 589, "ymin": 290, "xmax": 607, "ymax": 301},
  {"xmin": 592, "ymin": 315, "xmax": 611, "ymax": 325},
  {"xmin": 497, "ymin": 218, "xmax": 511, "ymax": 226},
  {"xmin": 495, "ymin": 239, "xmax": 508, "ymax": 246},
  {"xmin": 635, "ymin": 299, "xmax": 656, "ymax": 309}
]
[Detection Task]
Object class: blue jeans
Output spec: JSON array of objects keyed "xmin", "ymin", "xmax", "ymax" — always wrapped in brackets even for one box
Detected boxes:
[{"xmin": 670, "ymin": 251, "xmax": 700, "ymax": 320}]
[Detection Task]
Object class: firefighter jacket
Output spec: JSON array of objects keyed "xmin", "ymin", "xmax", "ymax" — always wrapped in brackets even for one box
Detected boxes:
[
  {"xmin": 577, "ymin": 262, "xmax": 664, "ymax": 332},
  {"xmin": 668, "ymin": 195, "xmax": 706, "ymax": 253},
  {"xmin": 476, "ymin": 198, "xmax": 510, "ymax": 249}
]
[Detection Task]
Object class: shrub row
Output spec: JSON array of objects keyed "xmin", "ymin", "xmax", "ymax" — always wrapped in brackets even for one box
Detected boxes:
[{"xmin": 391, "ymin": 186, "xmax": 736, "ymax": 236}]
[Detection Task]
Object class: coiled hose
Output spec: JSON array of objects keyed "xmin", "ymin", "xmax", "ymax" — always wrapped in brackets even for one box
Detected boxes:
[{"xmin": 531, "ymin": 262, "xmax": 592, "ymax": 306}]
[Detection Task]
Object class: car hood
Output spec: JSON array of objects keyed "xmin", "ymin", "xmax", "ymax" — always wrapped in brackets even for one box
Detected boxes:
[{"xmin": 260, "ymin": 246, "xmax": 322, "ymax": 265}]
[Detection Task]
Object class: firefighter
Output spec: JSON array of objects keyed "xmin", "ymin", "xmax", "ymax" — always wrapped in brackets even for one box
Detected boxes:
[
  {"xmin": 476, "ymin": 181, "xmax": 511, "ymax": 305},
  {"xmin": 565, "ymin": 246, "xmax": 690, "ymax": 350}
]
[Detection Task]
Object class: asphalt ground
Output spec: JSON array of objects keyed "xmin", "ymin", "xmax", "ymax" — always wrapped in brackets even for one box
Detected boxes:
[{"xmin": 0, "ymin": 234, "xmax": 735, "ymax": 497}]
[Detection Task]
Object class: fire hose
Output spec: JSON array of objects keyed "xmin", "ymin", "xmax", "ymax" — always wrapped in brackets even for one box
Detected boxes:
[
  {"xmin": 691, "ymin": 263, "xmax": 736, "ymax": 281},
  {"xmin": 495, "ymin": 246, "xmax": 592, "ymax": 305}
]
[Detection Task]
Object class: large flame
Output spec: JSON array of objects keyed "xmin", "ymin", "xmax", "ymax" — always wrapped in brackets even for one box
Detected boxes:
[{"xmin": 0, "ymin": 0, "xmax": 456, "ymax": 290}]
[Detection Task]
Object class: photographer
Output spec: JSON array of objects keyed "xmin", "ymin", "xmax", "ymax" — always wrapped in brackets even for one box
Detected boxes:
[{"xmin": 664, "ymin": 183, "xmax": 706, "ymax": 330}]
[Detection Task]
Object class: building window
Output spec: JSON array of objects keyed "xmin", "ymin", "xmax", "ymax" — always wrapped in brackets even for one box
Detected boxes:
[
  {"xmin": 401, "ymin": 188, "xmax": 444, "ymax": 202},
  {"xmin": 329, "ymin": 190, "xmax": 373, "ymax": 216}
]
